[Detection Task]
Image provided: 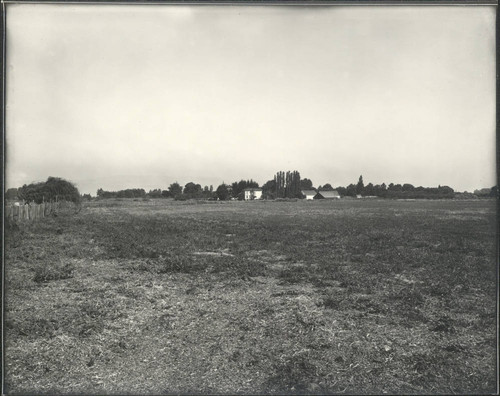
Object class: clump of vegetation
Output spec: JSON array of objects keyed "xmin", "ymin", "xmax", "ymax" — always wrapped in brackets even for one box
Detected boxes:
[
  {"xmin": 33, "ymin": 261, "xmax": 74, "ymax": 283},
  {"xmin": 18, "ymin": 177, "xmax": 81, "ymax": 204}
]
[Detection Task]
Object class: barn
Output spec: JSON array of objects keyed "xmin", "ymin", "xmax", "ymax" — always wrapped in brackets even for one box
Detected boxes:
[
  {"xmin": 244, "ymin": 188, "xmax": 263, "ymax": 200},
  {"xmin": 314, "ymin": 190, "xmax": 341, "ymax": 199},
  {"xmin": 301, "ymin": 190, "xmax": 317, "ymax": 200}
]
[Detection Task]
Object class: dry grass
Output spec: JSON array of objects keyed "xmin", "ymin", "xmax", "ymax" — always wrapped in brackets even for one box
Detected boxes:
[{"xmin": 3, "ymin": 198, "xmax": 497, "ymax": 394}]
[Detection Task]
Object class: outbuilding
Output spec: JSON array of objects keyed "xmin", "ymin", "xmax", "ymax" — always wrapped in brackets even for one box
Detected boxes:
[
  {"xmin": 301, "ymin": 190, "xmax": 317, "ymax": 200},
  {"xmin": 314, "ymin": 190, "xmax": 341, "ymax": 199}
]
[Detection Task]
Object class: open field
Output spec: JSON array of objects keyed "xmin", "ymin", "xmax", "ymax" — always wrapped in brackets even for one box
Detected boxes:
[{"xmin": 4, "ymin": 198, "xmax": 497, "ymax": 394}]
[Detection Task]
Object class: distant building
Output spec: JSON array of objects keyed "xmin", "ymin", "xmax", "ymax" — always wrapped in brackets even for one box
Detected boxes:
[
  {"xmin": 244, "ymin": 188, "xmax": 263, "ymax": 200},
  {"xmin": 314, "ymin": 190, "xmax": 341, "ymax": 199},
  {"xmin": 302, "ymin": 190, "xmax": 317, "ymax": 200}
]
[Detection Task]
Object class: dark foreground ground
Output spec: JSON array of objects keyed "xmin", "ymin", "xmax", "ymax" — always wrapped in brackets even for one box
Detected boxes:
[{"xmin": 4, "ymin": 198, "xmax": 498, "ymax": 394}]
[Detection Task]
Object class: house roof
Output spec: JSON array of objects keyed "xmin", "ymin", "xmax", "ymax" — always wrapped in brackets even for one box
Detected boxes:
[
  {"xmin": 316, "ymin": 190, "xmax": 340, "ymax": 198},
  {"xmin": 243, "ymin": 188, "xmax": 262, "ymax": 191},
  {"xmin": 301, "ymin": 190, "xmax": 317, "ymax": 195}
]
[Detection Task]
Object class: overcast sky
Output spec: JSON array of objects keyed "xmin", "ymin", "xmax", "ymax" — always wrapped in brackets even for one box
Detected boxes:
[{"xmin": 6, "ymin": 5, "xmax": 496, "ymax": 194}]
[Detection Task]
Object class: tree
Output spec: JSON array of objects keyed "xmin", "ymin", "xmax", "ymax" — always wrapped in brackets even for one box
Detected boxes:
[
  {"xmin": 319, "ymin": 183, "xmax": 334, "ymax": 191},
  {"xmin": 364, "ymin": 183, "xmax": 375, "ymax": 196},
  {"xmin": 356, "ymin": 175, "xmax": 364, "ymax": 195},
  {"xmin": 300, "ymin": 178, "xmax": 313, "ymax": 190},
  {"xmin": 274, "ymin": 171, "xmax": 285, "ymax": 198},
  {"xmin": 148, "ymin": 189, "xmax": 162, "ymax": 198},
  {"xmin": 287, "ymin": 171, "xmax": 302, "ymax": 198},
  {"xmin": 18, "ymin": 177, "xmax": 80, "ymax": 204},
  {"xmin": 216, "ymin": 184, "xmax": 230, "ymax": 201},
  {"xmin": 437, "ymin": 185, "xmax": 454, "ymax": 198},
  {"xmin": 388, "ymin": 183, "xmax": 403, "ymax": 192},
  {"xmin": 474, "ymin": 188, "xmax": 490, "ymax": 197},
  {"xmin": 262, "ymin": 179, "xmax": 277, "ymax": 200},
  {"xmin": 183, "ymin": 182, "xmax": 202, "ymax": 197},
  {"xmin": 168, "ymin": 182, "xmax": 183, "ymax": 197},
  {"xmin": 373, "ymin": 184, "xmax": 387, "ymax": 197},
  {"xmin": 273, "ymin": 170, "xmax": 301, "ymax": 198},
  {"xmin": 345, "ymin": 184, "xmax": 357, "ymax": 197},
  {"xmin": 200, "ymin": 186, "xmax": 215, "ymax": 199},
  {"xmin": 5, "ymin": 188, "xmax": 18, "ymax": 200},
  {"xmin": 336, "ymin": 186, "xmax": 347, "ymax": 196}
]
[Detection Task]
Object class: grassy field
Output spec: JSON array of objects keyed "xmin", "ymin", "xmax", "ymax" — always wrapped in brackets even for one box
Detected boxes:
[{"xmin": 4, "ymin": 198, "xmax": 498, "ymax": 394}]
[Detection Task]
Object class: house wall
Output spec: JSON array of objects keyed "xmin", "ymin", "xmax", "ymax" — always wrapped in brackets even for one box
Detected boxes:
[{"xmin": 244, "ymin": 190, "xmax": 262, "ymax": 200}]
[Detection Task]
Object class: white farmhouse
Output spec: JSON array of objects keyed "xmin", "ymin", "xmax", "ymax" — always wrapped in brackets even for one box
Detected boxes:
[{"xmin": 244, "ymin": 188, "xmax": 262, "ymax": 200}]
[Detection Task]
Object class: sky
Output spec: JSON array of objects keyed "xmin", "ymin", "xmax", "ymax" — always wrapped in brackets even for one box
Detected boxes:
[{"xmin": 6, "ymin": 5, "xmax": 496, "ymax": 195}]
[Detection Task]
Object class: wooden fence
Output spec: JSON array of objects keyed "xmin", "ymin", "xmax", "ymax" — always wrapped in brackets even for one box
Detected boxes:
[{"xmin": 5, "ymin": 202, "xmax": 61, "ymax": 222}]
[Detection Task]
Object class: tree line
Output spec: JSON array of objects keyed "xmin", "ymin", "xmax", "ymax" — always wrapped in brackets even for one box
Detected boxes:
[
  {"xmin": 5, "ymin": 173, "xmax": 498, "ymax": 203},
  {"xmin": 92, "ymin": 173, "xmax": 465, "ymax": 200},
  {"xmin": 334, "ymin": 175, "xmax": 458, "ymax": 199},
  {"xmin": 94, "ymin": 179, "xmax": 260, "ymax": 201}
]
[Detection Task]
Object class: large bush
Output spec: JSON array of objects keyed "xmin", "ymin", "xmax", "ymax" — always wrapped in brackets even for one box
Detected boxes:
[{"xmin": 18, "ymin": 177, "xmax": 80, "ymax": 204}]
